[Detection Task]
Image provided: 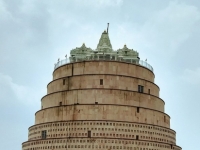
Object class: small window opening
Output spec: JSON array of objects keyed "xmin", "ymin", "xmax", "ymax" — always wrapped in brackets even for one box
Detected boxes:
[
  {"xmin": 164, "ymin": 116, "xmax": 166, "ymax": 122},
  {"xmin": 100, "ymin": 79, "xmax": 103, "ymax": 85},
  {"xmin": 138, "ymin": 85, "xmax": 144, "ymax": 93},
  {"xmin": 41, "ymin": 130, "xmax": 47, "ymax": 139},
  {"xmin": 137, "ymin": 107, "xmax": 140, "ymax": 113},
  {"xmin": 95, "ymin": 102, "xmax": 98, "ymax": 104},
  {"xmin": 59, "ymin": 102, "xmax": 62, "ymax": 106},
  {"xmin": 148, "ymin": 89, "xmax": 150, "ymax": 94},
  {"xmin": 141, "ymin": 86, "xmax": 144, "ymax": 92},
  {"xmin": 63, "ymin": 79, "xmax": 65, "ymax": 85},
  {"xmin": 136, "ymin": 135, "xmax": 139, "ymax": 140},
  {"xmin": 88, "ymin": 131, "xmax": 91, "ymax": 138}
]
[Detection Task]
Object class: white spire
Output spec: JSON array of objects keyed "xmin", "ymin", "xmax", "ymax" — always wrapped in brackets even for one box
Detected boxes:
[{"xmin": 96, "ymin": 30, "xmax": 113, "ymax": 52}]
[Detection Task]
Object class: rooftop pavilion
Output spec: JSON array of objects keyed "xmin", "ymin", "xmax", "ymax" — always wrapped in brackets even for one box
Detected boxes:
[{"xmin": 54, "ymin": 27, "xmax": 153, "ymax": 72}]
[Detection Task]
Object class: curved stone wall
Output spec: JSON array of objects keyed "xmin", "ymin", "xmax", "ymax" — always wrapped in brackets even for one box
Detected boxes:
[
  {"xmin": 28, "ymin": 121, "xmax": 176, "ymax": 144},
  {"xmin": 22, "ymin": 61, "xmax": 182, "ymax": 150},
  {"xmin": 47, "ymin": 75, "xmax": 159, "ymax": 97},
  {"xmin": 41, "ymin": 90, "xmax": 165, "ymax": 112},
  {"xmin": 22, "ymin": 138, "xmax": 181, "ymax": 150},
  {"xmin": 53, "ymin": 61, "xmax": 155, "ymax": 82},
  {"xmin": 35, "ymin": 105, "xmax": 170, "ymax": 127}
]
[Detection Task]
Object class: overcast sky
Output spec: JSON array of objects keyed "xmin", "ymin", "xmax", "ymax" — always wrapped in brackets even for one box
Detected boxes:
[{"xmin": 0, "ymin": 0, "xmax": 200, "ymax": 149}]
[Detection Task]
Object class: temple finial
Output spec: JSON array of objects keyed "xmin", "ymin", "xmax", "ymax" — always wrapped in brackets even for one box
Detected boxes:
[{"xmin": 107, "ymin": 23, "xmax": 109, "ymax": 34}]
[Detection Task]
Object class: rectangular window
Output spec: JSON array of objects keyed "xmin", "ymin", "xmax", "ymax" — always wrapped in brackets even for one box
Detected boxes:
[
  {"xmin": 59, "ymin": 102, "xmax": 62, "ymax": 106},
  {"xmin": 138, "ymin": 85, "xmax": 144, "ymax": 93},
  {"xmin": 95, "ymin": 102, "xmax": 98, "ymax": 104},
  {"xmin": 148, "ymin": 89, "xmax": 150, "ymax": 94},
  {"xmin": 88, "ymin": 131, "xmax": 91, "ymax": 138},
  {"xmin": 63, "ymin": 79, "xmax": 65, "ymax": 85},
  {"xmin": 137, "ymin": 107, "xmax": 139, "ymax": 113},
  {"xmin": 138, "ymin": 85, "xmax": 140, "ymax": 92},
  {"xmin": 41, "ymin": 130, "xmax": 47, "ymax": 139},
  {"xmin": 164, "ymin": 116, "xmax": 166, "ymax": 122},
  {"xmin": 136, "ymin": 135, "xmax": 139, "ymax": 140},
  {"xmin": 100, "ymin": 79, "xmax": 103, "ymax": 85}
]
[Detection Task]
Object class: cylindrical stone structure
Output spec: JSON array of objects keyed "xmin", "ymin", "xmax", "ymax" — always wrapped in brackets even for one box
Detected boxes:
[{"xmin": 22, "ymin": 30, "xmax": 182, "ymax": 150}]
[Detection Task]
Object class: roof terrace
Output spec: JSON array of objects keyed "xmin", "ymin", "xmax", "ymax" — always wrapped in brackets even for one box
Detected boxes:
[{"xmin": 54, "ymin": 29, "xmax": 153, "ymax": 72}]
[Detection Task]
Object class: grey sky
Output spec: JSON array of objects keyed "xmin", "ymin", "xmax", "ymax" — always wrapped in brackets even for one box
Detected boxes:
[{"xmin": 0, "ymin": 0, "xmax": 199, "ymax": 149}]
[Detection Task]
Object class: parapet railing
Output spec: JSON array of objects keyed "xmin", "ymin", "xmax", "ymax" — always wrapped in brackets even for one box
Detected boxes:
[{"xmin": 54, "ymin": 57, "xmax": 153, "ymax": 72}]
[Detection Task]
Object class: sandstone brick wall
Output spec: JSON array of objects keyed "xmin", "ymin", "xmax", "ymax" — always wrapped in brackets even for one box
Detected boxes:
[
  {"xmin": 41, "ymin": 90, "xmax": 164, "ymax": 112},
  {"xmin": 22, "ymin": 61, "xmax": 182, "ymax": 150},
  {"xmin": 53, "ymin": 61, "xmax": 155, "ymax": 82}
]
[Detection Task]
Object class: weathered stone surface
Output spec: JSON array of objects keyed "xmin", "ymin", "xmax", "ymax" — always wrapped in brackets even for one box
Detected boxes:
[{"xmin": 22, "ymin": 30, "xmax": 182, "ymax": 150}]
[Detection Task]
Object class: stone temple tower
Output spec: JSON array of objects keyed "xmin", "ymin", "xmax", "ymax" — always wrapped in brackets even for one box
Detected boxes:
[{"xmin": 22, "ymin": 28, "xmax": 182, "ymax": 150}]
